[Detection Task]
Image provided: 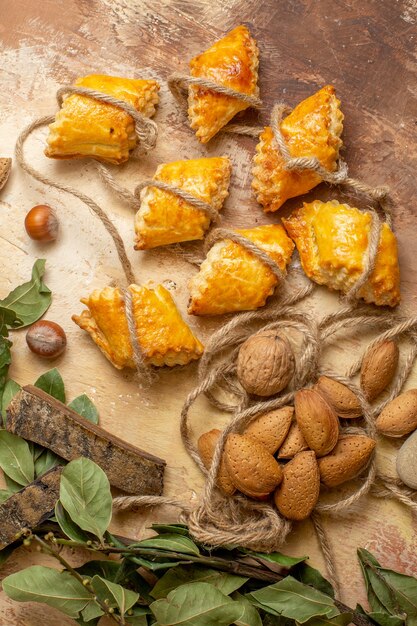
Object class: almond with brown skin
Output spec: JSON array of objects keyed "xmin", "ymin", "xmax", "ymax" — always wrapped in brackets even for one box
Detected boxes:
[
  {"xmin": 361, "ymin": 340, "xmax": 399, "ymax": 401},
  {"xmin": 315, "ymin": 376, "xmax": 362, "ymax": 419},
  {"xmin": 197, "ymin": 429, "xmax": 235, "ymax": 496},
  {"xmin": 318, "ymin": 435, "xmax": 376, "ymax": 487},
  {"xmin": 274, "ymin": 451, "xmax": 320, "ymax": 521},
  {"xmin": 375, "ymin": 389, "xmax": 417, "ymax": 437},
  {"xmin": 294, "ymin": 389, "xmax": 339, "ymax": 457},
  {"xmin": 0, "ymin": 158, "xmax": 11, "ymax": 191},
  {"xmin": 224, "ymin": 433, "xmax": 283, "ymax": 498},
  {"xmin": 277, "ymin": 421, "xmax": 309, "ymax": 458},
  {"xmin": 244, "ymin": 406, "xmax": 293, "ymax": 454}
]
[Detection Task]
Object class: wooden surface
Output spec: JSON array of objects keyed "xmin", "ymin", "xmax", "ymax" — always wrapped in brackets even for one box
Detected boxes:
[{"xmin": 0, "ymin": 0, "xmax": 416, "ymax": 623}]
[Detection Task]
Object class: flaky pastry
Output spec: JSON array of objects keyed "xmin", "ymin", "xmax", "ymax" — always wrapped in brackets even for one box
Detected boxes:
[
  {"xmin": 282, "ymin": 200, "xmax": 400, "ymax": 307},
  {"xmin": 188, "ymin": 25, "xmax": 259, "ymax": 143},
  {"xmin": 45, "ymin": 74, "xmax": 159, "ymax": 164},
  {"xmin": 188, "ymin": 224, "xmax": 294, "ymax": 316},
  {"xmin": 72, "ymin": 284, "xmax": 204, "ymax": 368},
  {"xmin": 252, "ymin": 86, "xmax": 344, "ymax": 212},
  {"xmin": 134, "ymin": 156, "xmax": 231, "ymax": 249}
]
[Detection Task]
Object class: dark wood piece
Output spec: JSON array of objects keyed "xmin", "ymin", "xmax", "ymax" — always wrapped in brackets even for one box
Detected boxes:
[
  {"xmin": 7, "ymin": 386, "xmax": 166, "ymax": 496},
  {"xmin": 0, "ymin": 467, "xmax": 62, "ymax": 549}
]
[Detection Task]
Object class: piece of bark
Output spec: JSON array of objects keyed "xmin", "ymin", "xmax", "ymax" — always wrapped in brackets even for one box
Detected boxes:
[
  {"xmin": 0, "ymin": 466, "xmax": 62, "ymax": 549},
  {"xmin": 7, "ymin": 385, "xmax": 166, "ymax": 495},
  {"xmin": 0, "ymin": 157, "xmax": 11, "ymax": 190}
]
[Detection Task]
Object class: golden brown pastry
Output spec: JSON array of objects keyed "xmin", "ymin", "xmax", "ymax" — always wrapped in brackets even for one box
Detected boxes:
[
  {"xmin": 45, "ymin": 74, "xmax": 160, "ymax": 164},
  {"xmin": 188, "ymin": 25, "xmax": 259, "ymax": 143},
  {"xmin": 134, "ymin": 156, "xmax": 231, "ymax": 249},
  {"xmin": 188, "ymin": 224, "xmax": 294, "ymax": 316},
  {"xmin": 282, "ymin": 200, "xmax": 400, "ymax": 307},
  {"xmin": 72, "ymin": 284, "xmax": 204, "ymax": 368},
  {"xmin": 252, "ymin": 86, "xmax": 344, "ymax": 212}
]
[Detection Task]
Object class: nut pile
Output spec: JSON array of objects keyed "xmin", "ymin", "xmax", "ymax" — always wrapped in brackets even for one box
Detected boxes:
[{"xmin": 198, "ymin": 331, "xmax": 417, "ymax": 521}]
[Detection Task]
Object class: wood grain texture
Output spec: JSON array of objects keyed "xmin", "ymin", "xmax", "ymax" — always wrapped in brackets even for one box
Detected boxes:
[{"xmin": 0, "ymin": 0, "xmax": 416, "ymax": 623}]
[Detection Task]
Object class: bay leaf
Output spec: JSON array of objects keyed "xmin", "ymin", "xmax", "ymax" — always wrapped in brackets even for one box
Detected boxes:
[
  {"xmin": 0, "ymin": 430, "xmax": 34, "ymax": 485},
  {"xmin": 151, "ymin": 581, "xmax": 248, "ymax": 626},
  {"xmin": 80, "ymin": 600, "xmax": 105, "ymax": 622},
  {"xmin": 232, "ymin": 592, "xmax": 263, "ymax": 626},
  {"xmin": 133, "ymin": 534, "xmax": 200, "ymax": 556},
  {"xmin": 68, "ymin": 394, "xmax": 99, "ymax": 424},
  {"xmin": 60, "ymin": 457, "xmax": 112, "ymax": 541},
  {"xmin": 76, "ymin": 560, "xmax": 121, "ymax": 582},
  {"xmin": 1, "ymin": 379, "xmax": 21, "ymax": 423},
  {"xmin": 246, "ymin": 577, "xmax": 339, "ymax": 623},
  {"xmin": 34, "ymin": 368, "xmax": 66, "ymax": 403},
  {"xmin": 376, "ymin": 569, "xmax": 417, "ymax": 624},
  {"xmin": 126, "ymin": 617, "xmax": 148, "ymax": 626},
  {"xmin": 242, "ymin": 549, "xmax": 307, "ymax": 569},
  {"xmin": 302, "ymin": 613, "xmax": 353, "ymax": 626},
  {"xmin": 151, "ymin": 523, "xmax": 190, "ymax": 536},
  {"xmin": 0, "ymin": 259, "xmax": 51, "ymax": 327},
  {"xmin": 75, "ymin": 616, "xmax": 101, "ymax": 626},
  {"xmin": 357, "ymin": 604, "xmax": 405, "ymax": 626},
  {"xmin": 2, "ymin": 565, "xmax": 91, "ymax": 618},
  {"xmin": 35, "ymin": 449, "xmax": 64, "ymax": 478},
  {"xmin": 0, "ymin": 489, "xmax": 12, "ymax": 503},
  {"xmin": 128, "ymin": 556, "xmax": 185, "ymax": 571},
  {"xmin": 0, "ymin": 307, "xmax": 22, "ymax": 335},
  {"xmin": 5, "ymin": 474, "xmax": 23, "ymax": 493},
  {"xmin": 55, "ymin": 501, "xmax": 91, "ymax": 543},
  {"xmin": 0, "ymin": 335, "xmax": 12, "ymax": 407},
  {"xmin": 151, "ymin": 565, "xmax": 248, "ymax": 599},
  {"xmin": 358, "ymin": 549, "xmax": 389, "ymax": 613},
  {"xmin": 91, "ymin": 575, "xmax": 139, "ymax": 615},
  {"xmin": 291, "ymin": 563, "xmax": 335, "ymax": 598}
]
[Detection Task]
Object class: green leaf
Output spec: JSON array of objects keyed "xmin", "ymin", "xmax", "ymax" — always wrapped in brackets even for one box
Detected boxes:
[
  {"xmin": 151, "ymin": 523, "xmax": 190, "ymax": 536},
  {"xmin": 358, "ymin": 549, "xmax": 389, "ymax": 613},
  {"xmin": 0, "ymin": 307, "xmax": 22, "ymax": 335},
  {"xmin": 133, "ymin": 534, "xmax": 200, "ymax": 556},
  {"xmin": 2, "ymin": 565, "xmax": 91, "ymax": 618},
  {"xmin": 68, "ymin": 395, "xmax": 99, "ymax": 424},
  {"xmin": 232, "ymin": 592, "xmax": 263, "ymax": 626},
  {"xmin": 376, "ymin": 569, "xmax": 417, "ymax": 623},
  {"xmin": 60, "ymin": 457, "xmax": 112, "ymax": 541},
  {"xmin": 291, "ymin": 563, "xmax": 335, "ymax": 598},
  {"xmin": 76, "ymin": 560, "xmax": 121, "ymax": 582},
  {"xmin": 246, "ymin": 577, "xmax": 339, "ymax": 623},
  {"xmin": 34, "ymin": 368, "xmax": 65, "ymax": 402},
  {"xmin": 35, "ymin": 449, "xmax": 64, "ymax": 478},
  {"xmin": 302, "ymin": 614, "xmax": 353, "ymax": 626},
  {"xmin": 5, "ymin": 473, "xmax": 24, "ymax": 493},
  {"xmin": 126, "ymin": 617, "xmax": 148, "ymax": 626},
  {"xmin": 0, "ymin": 259, "xmax": 52, "ymax": 327},
  {"xmin": 0, "ymin": 489, "xmax": 12, "ymax": 503},
  {"xmin": 151, "ymin": 582, "xmax": 249, "ymax": 626},
  {"xmin": 242, "ymin": 549, "xmax": 307, "ymax": 569},
  {"xmin": 55, "ymin": 501, "xmax": 91, "ymax": 543},
  {"xmin": 151, "ymin": 565, "xmax": 247, "ymax": 599},
  {"xmin": 1, "ymin": 379, "xmax": 21, "ymax": 424},
  {"xmin": 0, "ymin": 430, "xmax": 35, "ymax": 485},
  {"xmin": 357, "ymin": 605, "xmax": 405, "ymax": 626},
  {"xmin": 0, "ymin": 335, "xmax": 12, "ymax": 408},
  {"xmin": 80, "ymin": 600, "xmax": 104, "ymax": 622},
  {"xmin": 75, "ymin": 616, "xmax": 101, "ymax": 626},
  {"xmin": 91, "ymin": 575, "xmax": 139, "ymax": 615},
  {"xmin": 128, "ymin": 555, "xmax": 185, "ymax": 571}
]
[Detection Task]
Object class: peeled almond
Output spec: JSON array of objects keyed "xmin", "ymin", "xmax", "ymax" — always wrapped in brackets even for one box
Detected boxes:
[
  {"xmin": 274, "ymin": 451, "xmax": 320, "ymax": 521},
  {"xmin": 397, "ymin": 429, "xmax": 417, "ymax": 489},
  {"xmin": 318, "ymin": 435, "xmax": 376, "ymax": 487},
  {"xmin": 224, "ymin": 433, "xmax": 283, "ymax": 498},
  {"xmin": 294, "ymin": 389, "xmax": 339, "ymax": 457},
  {"xmin": 315, "ymin": 376, "xmax": 362, "ymax": 419},
  {"xmin": 375, "ymin": 389, "xmax": 417, "ymax": 437},
  {"xmin": 278, "ymin": 421, "xmax": 309, "ymax": 458},
  {"xmin": 361, "ymin": 340, "xmax": 399, "ymax": 401},
  {"xmin": 197, "ymin": 429, "xmax": 235, "ymax": 495},
  {"xmin": 244, "ymin": 406, "xmax": 293, "ymax": 454}
]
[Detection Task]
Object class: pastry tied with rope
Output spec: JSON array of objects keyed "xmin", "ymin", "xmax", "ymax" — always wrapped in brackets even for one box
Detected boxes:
[
  {"xmin": 188, "ymin": 25, "xmax": 260, "ymax": 143},
  {"xmin": 188, "ymin": 224, "xmax": 294, "ymax": 316},
  {"xmin": 252, "ymin": 85, "xmax": 344, "ymax": 212},
  {"xmin": 283, "ymin": 200, "xmax": 400, "ymax": 307},
  {"xmin": 134, "ymin": 156, "xmax": 231, "ymax": 249},
  {"xmin": 45, "ymin": 74, "xmax": 159, "ymax": 164},
  {"xmin": 72, "ymin": 284, "xmax": 204, "ymax": 368}
]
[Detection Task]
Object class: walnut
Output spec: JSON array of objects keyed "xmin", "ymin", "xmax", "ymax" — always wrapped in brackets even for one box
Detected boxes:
[{"xmin": 237, "ymin": 329, "xmax": 295, "ymax": 396}]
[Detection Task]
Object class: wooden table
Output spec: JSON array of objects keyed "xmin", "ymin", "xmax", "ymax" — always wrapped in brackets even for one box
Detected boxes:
[{"xmin": 0, "ymin": 1, "xmax": 416, "ymax": 623}]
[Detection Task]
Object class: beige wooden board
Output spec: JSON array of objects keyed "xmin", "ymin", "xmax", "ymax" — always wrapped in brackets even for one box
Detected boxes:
[{"xmin": 0, "ymin": 0, "xmax": 416, "ymax": 623}]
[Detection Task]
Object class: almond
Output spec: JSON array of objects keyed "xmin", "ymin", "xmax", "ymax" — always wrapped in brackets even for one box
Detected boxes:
[
  {"xmin": 375, "ymin": 389, "xmax": 417, "ymax": 437},
  {"xmin": 294, "ymin": 389, "xmax": 339, "ymax": 457},
  {"xmin": 244, "ymin": 406, "xmax": 293, "ymax": 454},
  {"xmin": 361, "ymin": 340, "xmax": 399, "ymax": 401},
  {"xmin": 274, "ymin": 451, "xmax": 320, "ymax": 521},
  {"xmin": 197, "ymin": 429, "xmax": 235, "ymax": 496},
  {"xmin": 315, "ymin": 376, "xmax": 362, "ymax": 419},
  {"xmin": 396, "ymin": 429, "xmax": 417, "ymax": 489},
  {"xmin": 224, "ymin": 433, "xmax": 283, "ymax": 498},
  {"xmin": 277, "ymin": 421, "xmax": 309, "ymax": 458},
  {"xmin": 0, "ymin": 158, "xmax": 11, "ymax": 191},
  {"xmin": 318, "ymin": 435, "xmax": 376, "ymax": 487}
]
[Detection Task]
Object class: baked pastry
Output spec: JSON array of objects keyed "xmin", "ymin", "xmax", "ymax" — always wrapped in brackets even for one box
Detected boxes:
[
  {"xmin": 188, "ymin": 25, "xmax": 259, "ymax": 143},
  {"xmin": 252, "ymin": 86, "xmax": 344, "ymax": 212},
  {"xmin": 188, "ymin": 224, "xmax": 294, "ymax": 315},
  {"xmin": 134, "ymin": 156, "xmax": 231, "ymax": 249},
  {"xmin": 282, "ymin": 200, "xmax": 400, "ymax": 307},
  {"xmin": 72, "ymin": 284, "xmax": 204, "ymax": 368},
  {"xmin": 45, "ymin": 74, "xmax": 160, "ymax": 164}
]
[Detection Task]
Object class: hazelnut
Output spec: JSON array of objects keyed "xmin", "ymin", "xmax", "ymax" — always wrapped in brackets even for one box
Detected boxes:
[
  {"xmin": 25, "ymin": 205, "xmax": 59, "ymax": 242},
  {"xmin": 26, "ymin": 320, "xmax": 67, "ymax": 359}
]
